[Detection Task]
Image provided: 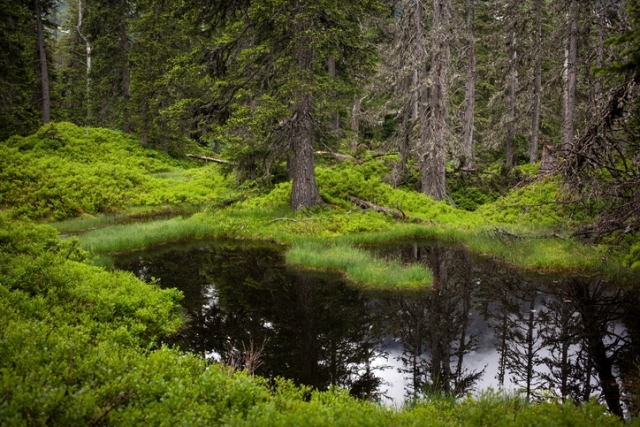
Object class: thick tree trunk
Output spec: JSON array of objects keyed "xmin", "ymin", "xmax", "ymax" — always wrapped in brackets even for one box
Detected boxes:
[
  {"xmin": 290, "ymin": 2, "xmax": 321, "ymax": 211},
  {"xmin": 540, "ymin": 144, "xmax": 556, "ymax": 172},
  {"xmin": 530, "ymin": 0, "xmax": 542, "ymax": 163},
  {"xmin": 35, "ymin": 0, "xmax": 50, "ymax": 124},
  {"xmin": 120, "ymin": 0, "xmax": 131, "ymax": 133},
  {"xmin": 506, "ymin": 29, "xmax": 517, "ymax": 169},
  {"xmin": 421, "ymin": 0, "xmax": 449, "ymax": 201},
  {"xmin": 462, "ymin": 0, "xmax": 475, "ymax": 169},
  {"xmin": 562, "ymin": 0, "xmax": 578, "ymax": 152},
  {"xmin": 415, "ymin": 0, "xmax": 428, "ymax": 170}
]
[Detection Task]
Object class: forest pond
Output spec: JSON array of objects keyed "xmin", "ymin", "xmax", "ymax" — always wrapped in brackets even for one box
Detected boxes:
[{"xmin": 113, "ymin": 240, "xmax": 640, "ymax": 413}]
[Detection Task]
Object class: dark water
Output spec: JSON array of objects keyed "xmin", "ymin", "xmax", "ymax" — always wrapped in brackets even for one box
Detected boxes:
[{"xmin": 113, "ymin": 240, "xmax": 640, "ymax": 414}]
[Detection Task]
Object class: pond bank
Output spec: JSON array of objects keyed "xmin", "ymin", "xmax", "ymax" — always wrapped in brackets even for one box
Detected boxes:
[{"xmin": 74, "ymin": 205, "xmax": 639, "ymax": 288}]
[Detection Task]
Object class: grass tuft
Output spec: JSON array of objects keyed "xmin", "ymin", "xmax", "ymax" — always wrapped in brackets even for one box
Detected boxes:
[{"xmin": 286, "ymin": 241, "xmax": 432, "ymax": 289}]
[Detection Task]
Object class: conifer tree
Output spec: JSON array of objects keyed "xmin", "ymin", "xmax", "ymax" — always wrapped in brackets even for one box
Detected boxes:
[
  {"xmin": 0, "ymin": 0, "xmax": 40, "ymax": 139},
  {"xmin": 198, "ymin": 0, "xmax": 383, "ymax": 211},
  {"xmin": 84, "ymin": 0, "xmax": 133, "ymax": 130}
]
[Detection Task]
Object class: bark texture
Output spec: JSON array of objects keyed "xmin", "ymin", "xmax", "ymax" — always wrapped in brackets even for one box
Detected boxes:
[
  {"xmin": 530, "ymin": 0, "xmax": 542, "ymax": 163},
  {"xmin": 422, "ymin": 0, "xmax": 449, "ymax": 201},
  {"xmin": 290, "ymin": 1, "xmax": 321, "ymax": 212},
  {"xmin": 462, "ymin": 0, "xmax": 475, "ymax": 169},
  {"xmin": 506, "ymin": 28, "xmax": 517, "ymax": 168},
  {"xmin": 120, "ymin": 0, "xmax": 131, "ymax": 133},
  {"xmin": 562, "ymin": 0, "xmax": 578, "ymax": 152}
]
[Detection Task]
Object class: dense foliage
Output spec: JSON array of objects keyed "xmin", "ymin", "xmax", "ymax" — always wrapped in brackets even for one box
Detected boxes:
[{"xmin": 0, "ymin": 122, "xmax": 231, "ymax": 220}]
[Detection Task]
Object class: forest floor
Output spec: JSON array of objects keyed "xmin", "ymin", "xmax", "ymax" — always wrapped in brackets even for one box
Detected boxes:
[{"xmin": 3, "ymin": 122, "xmax": 637, "ymax": 288}]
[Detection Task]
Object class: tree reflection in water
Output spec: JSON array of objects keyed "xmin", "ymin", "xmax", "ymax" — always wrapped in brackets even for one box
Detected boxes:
[
  {"xmin": 115, "ymin": 241, "xmax": 387, "ymax": 400},
  {"xmin": 114, "ymin": 239, "xmax": 640, "ymax": 415}
]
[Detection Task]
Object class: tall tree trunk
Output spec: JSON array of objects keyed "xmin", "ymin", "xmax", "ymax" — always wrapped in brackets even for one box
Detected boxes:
[
  {"xmin": 422, "ymin": 0, "xmax": 449, "ymax": 200},
  {"xmin": 120, "ymin": 0, "xmax": 131, "ymax": 133},
  {"xmin": 415, "ymin": 0, "xmax": 428, "ymax": 179},
  {"xmin": 530, "ymin": 0, "xmax": 542, "ymax": 163},
  {"xmin": 462, "ymin": 0, "xmax": 475, "ymax": 169},
  {"xmin": 290, "ymin": 1, "xmax": 321, "ymax": 211},
  {"xmin": 35, "ymin": 0, "xmax": 50, "ymax": 124},
  {"xmin": 594, "ymin": 0, "xmax": 604, "ymax": 108},
  {"xmin": 76, "ymin": 0, "xmax": 91, "ymax": 123},
  {"xmin": 562, "ymin": 0, "xmax": 578, "ymax": 152},
  {"xmin": 412, "ymin": 69, "xmax": 419, "ymax": 122},
  {"xmin": 506, "ymin": 28, "xmax": 517, "ymax": 169}
]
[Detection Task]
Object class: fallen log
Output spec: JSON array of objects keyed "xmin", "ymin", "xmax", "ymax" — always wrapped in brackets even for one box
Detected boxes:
[
  {"xmin": 186, "ymin": 154, "xmax": 235, "ymax": 165},
  {"xmin": 347, "ymin": 195, "xmax": 422, "ymax": 222}
]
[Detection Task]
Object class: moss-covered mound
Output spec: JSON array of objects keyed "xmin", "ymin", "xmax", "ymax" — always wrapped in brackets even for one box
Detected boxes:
[{"xmin": 0, "ymin": 122, "xmax": 231, "ymax": 220}]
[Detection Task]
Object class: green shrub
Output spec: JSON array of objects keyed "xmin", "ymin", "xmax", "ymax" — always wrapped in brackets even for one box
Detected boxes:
[{"xmin": 0, "ymin": 122, "xmax": 231, "ymax": 220}]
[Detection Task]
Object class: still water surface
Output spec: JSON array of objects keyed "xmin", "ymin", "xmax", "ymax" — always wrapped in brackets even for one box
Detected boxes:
[{"xmin": 113, "ymin": 240, "xmax": 640, "ymax": 414}]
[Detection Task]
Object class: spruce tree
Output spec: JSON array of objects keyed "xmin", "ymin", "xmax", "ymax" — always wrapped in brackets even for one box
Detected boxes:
[{"xmin": 198, "ymin": 0, "xmax": 383, "ymax": 211}]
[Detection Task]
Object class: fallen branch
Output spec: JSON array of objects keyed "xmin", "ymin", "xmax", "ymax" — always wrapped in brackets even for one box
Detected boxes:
[
  {"xmin": 186, "ymin": 154, "xmax": 235, "ymax": 165},
  {"xmin": 492, "ymin": 227, "xmax": 522, "ymax": 240},
  {"xmin": 489, "ymin": 228, "xmax": 568, "ymax": 240},
  {"xmin": 314, "ymin": 151, "xmax": 355, "ymax": 161},
  {"xmin": 268, "ymin": 217, "xmax": 298, "ymax": 224},
  {"xmin": 347, "ymin": 195, "xmax": 426, "ymax": 223}
]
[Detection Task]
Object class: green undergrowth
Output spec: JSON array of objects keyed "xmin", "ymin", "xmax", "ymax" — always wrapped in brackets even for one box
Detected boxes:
[
  {"xmin": 5, "ymin": 123, "xmax": 635, "ymax": 279},
  {"xmin": 79, "ymin": 215, "xmax": 217, "ymax": 254},
  {"xmin": 287, "ymin": 241, "xmax": 432, "ymax": 289},
  {"xmin": 447, "ymin": 162, "xmax": 541, "ymax": 211},
  {"xmin": 475, "ymin": 175, "xmax": 584, "ymax": 226},
  {"xmin": 73, "ymin": 154, "xmax": 623, "ymax": 279},
  {"xmin": 0, "ymin": 216, "xmax": 628, "ymax": 426},
  {"xmin": 50, "ymin": 204, "xmax": 202, "ymax": 234},
  {"xmin": 77, "ymin": 204, "xmax": 620, "ymax": 281},
  {"xmin": 1, "ymin": 122, "xmax": 232, "ymax": 220}
]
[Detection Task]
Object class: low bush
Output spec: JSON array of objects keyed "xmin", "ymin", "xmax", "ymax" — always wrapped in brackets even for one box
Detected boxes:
[{"xmin": 0, "ymin": 122, "xmax": 231, "ymax": 220}]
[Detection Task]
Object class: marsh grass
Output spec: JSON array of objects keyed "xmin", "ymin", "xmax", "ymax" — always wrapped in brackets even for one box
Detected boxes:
[
  {"xmin": 79, "ymin": 216, "xmax": 214, "ymax": 253},
  {"xmin": 78, "ymin": 203, "xmax": 619, "ymax": 280},
  {"xmin": 51, "ymin": 204, "xmax": 202, "ymax": 234},
  {"xmin": 286, "ymin": 241, "xmax": 432, "ymax": 289}
]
